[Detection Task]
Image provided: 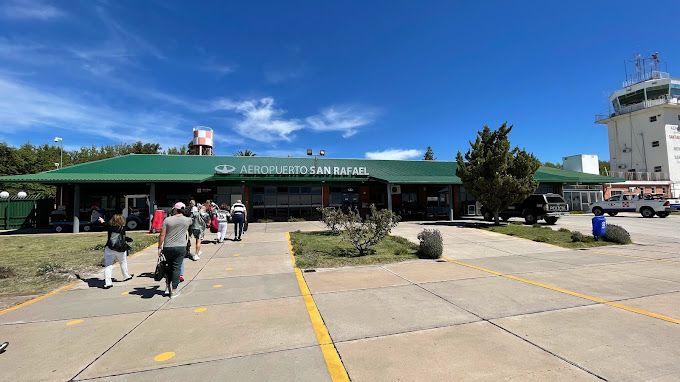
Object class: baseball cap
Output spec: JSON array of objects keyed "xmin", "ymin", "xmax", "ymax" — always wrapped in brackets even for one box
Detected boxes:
[{"xmin": 173, "ymin": 202, "xmax": 186, "ymax": 210}]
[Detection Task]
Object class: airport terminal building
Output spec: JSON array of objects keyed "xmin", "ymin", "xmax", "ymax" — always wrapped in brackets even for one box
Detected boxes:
[{"xmin": 0, "ymin": 155, "xmax": 623, "ymax": 231}]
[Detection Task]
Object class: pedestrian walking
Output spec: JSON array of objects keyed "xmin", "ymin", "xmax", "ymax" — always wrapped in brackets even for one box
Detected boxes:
[
  {"xmin": 215, "ymin": 204, "xmax": 230, "ymax": 243},
  {"xmin": 158, "ymin": 202, "xmax": 192, "ymax": 298},
  {"xmin": 230, "ymin": 200, "xmax": 247, "ymax": 241},
  {"xmin": 99, "ymin": 214, "xmax": 134, "ymax": 289},
  {"xmin": 190, "ymin": 204, "xmax": 210, "ymax": 259}
]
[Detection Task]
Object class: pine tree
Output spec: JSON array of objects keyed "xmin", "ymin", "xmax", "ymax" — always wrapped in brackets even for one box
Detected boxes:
[
  {"xmin": 423, "ymin": 146, "xmax": 436, "ymax": 160},
  {"xmin": 456, "ymin": 123, "xmax": 540, "ymax": 225}
]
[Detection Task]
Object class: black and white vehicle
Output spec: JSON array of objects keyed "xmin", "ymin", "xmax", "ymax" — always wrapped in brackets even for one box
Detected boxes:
[
  {"xmin": 481, "ymin": 193, "xmax": 569, "ymax": 225},
  {"xmin": 590, "ymin": 194, "xmax": 672, "ymax": 218}
]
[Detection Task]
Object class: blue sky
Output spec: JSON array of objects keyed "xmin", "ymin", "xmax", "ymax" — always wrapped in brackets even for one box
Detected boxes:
[{"xmin": 2, "ymin": 0, "xmax": 680, "ymax": 162}]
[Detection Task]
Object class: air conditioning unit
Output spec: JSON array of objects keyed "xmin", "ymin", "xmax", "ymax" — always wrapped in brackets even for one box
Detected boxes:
[
  {"xmin": 618, "ymin": 164, "xmax": 627, "ymax": 169},
  {"xmin": 391, "ymin": 185, "xmax": 401, "ymax": 195},
  {"xmin": 622, "ymin": 148, "xmax": 632, "ymax": 153}
]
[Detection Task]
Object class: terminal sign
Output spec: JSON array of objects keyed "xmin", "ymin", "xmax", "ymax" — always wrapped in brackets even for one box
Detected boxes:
[{"xmin": 215, "ymin": 164, "xmax": 369, "ymax": 177}]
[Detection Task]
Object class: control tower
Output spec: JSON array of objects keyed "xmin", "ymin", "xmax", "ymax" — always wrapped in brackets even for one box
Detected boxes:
[
  {"xmin": 193, "ymin": 126, "xmax": 214, "ymax": 156},
  {"xmin": 595, "ymin": 53, "xmax": 680, "ymax": 198}
]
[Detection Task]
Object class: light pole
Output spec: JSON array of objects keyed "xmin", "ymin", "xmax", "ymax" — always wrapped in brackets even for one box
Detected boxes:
[
  {"xmin": 307, "ymin": 149, "xmax": 325, "ymax": 172},
  {"xmin": 54, "ymin": 137, "xmax": 63, "ymax": 207}
]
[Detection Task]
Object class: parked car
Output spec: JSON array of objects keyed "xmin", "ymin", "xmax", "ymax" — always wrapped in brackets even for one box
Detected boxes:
[
  {"xmin": 481, "ymin": 193, "xmax": 569, "ymax": 225},
  {"xmin": 590, "ymin": 194, "xmax": 672, "ymax": 218}
]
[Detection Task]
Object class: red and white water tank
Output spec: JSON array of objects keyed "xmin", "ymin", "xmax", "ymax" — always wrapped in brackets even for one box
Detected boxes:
[{"xmin": 193, "ymin": 126, "xmax": 213, "ymax": 155}]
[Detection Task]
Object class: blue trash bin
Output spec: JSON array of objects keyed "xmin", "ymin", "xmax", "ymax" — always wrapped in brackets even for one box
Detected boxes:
[{"xmin": 592, "ymin": 216, "xmax": 606, "ymax": 237}]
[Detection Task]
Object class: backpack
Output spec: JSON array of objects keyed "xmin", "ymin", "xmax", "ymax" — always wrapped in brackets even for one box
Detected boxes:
[{"xmin": 107, "ymin": 229, "xmax": 128, "ymax": 252}]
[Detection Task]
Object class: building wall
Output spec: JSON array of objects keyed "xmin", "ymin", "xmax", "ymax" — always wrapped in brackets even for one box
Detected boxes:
[
  {"xmin": 607, "ymin": 106, "xmax": 680, "ymax": 177},
  {"xmin": 563, "ymin": 154, "xmax": 599, "ymax": 175}
]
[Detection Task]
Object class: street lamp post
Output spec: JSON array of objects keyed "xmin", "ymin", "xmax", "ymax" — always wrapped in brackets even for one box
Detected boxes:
[
  {"xmin": 54, "ymin": 137, "xmax": 63, "ymax": 207},
  {"xmin": 307, "ymin": 149, "xmax": 325, "ymax": 172}
]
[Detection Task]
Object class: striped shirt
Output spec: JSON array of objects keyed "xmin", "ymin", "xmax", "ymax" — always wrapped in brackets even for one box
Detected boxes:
[{"xmin": 231, "ymin": 203, "xmax": 246, "ymax": 214}]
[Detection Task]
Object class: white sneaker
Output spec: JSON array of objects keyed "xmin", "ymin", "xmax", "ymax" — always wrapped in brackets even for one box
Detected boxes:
[
  {"xmin": 192, "ymin": 254, "xmax": 199, "ymax": 261},
  {"xmin": 197, "ymin": 251, "xmax": 203, "ymax": 258}
]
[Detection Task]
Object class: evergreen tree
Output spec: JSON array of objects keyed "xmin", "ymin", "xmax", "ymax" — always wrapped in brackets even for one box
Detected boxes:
[
  {"xmin": 423, "ymin": 146, "xmax": 436, "ymax": 160},
  {"xmin": 456, "ymin": 123, "xmax": 540, "ymax": 225},
  {"xmin": 542, "ymin": 161, "xmax": 563, "ymax": 169}
]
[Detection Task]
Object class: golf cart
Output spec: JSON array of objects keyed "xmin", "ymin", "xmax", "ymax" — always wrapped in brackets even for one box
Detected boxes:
[{"xmin": 122, "ymin": 194, "xmax": 150, "ymax": 230}]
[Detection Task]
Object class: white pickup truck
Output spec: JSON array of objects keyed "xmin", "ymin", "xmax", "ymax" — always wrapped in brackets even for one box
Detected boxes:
[{"xmin": 590, "ymin": 194, "xmax": 673, "ymax": 218}]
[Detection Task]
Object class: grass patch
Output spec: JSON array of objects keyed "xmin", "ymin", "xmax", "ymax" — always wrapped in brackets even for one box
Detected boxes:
[
  {"xmin": 0, "ymin": 232, "xmax": 158, "ymax": 300},
  {"xmin": 257, "ymin": 219, "xmax": 274, "ymax": 223},
  {"xmin": 290, "ymin": 231, "xmax": 419, "ymax": 269},
  {"xmin": 484, "ymin": 225, "xmax": 619, "ymax": 249},
  {"xmin": 287, "ymin": 217, "xmax": 306, "ymax": 222},
  {"xmin": 570, "ymin": 211, "xmax": 587, "ymax": 214}
]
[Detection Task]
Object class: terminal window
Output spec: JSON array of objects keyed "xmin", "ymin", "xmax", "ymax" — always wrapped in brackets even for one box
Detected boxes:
[
  {"xmin": 649, "ymin": 116, "xmax": 657, "ymax": 122},
  {"xmin": 654, "ymin": 166, "xmax": 662, "ymax": 172},
  {"xmin": 652, "ymin": 141, "xmax": 660, "ymax": 147}
]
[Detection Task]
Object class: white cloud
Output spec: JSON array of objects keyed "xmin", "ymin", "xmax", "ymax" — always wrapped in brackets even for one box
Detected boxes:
[
  {"xmin": 265, "ymin": 67, "xmax": 305, "ymax": 84},
  {"xmin": 0, "ymin": 75, "xmax": 188, "ymax": 149},
  {"xmin": 365, "ymin": 149, "xmax": 422, "ymax": 160},
  {"xmin": 306, "ymin": 106, "xmax": 377, "ymax": 138},
  {"xmin": 202, "ymin": 64, "xmax": 236, "ymax": 77},
  {"xmin": 2, "ymin": 0, "xmax": 64, "ymax": 20},
  {"xmin": 213, "ymin": 97, "xmax": 305, "ymax": 143}
]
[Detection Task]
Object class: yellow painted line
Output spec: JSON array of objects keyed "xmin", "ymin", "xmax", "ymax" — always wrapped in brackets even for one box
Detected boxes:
[
  {"xmin": 66, "ymin": 319, "xmax": 84, "ymax": 325},
  {"xmin": 239, "ymin": 244, "xmax": 245, "ymax": 247},
  {"xmin": 0, "ymin": 240, "xmax": 157, "ymax": 318},
  {"xmin": 225, "ymin": 267, "xmax": 233, "ymax": 271},
  {"xmin": 0, "ymin": 282, "xmax": 76, "ymax": 317},
  {"xmin": 194, "ymin": 307, "xmax": 207, "ymax": 313},
  {"xmin": 441, "ymin": 257, "xmax": 680, "ymax": 325},
  {"xmin": 213, "ymin": 284, "xmax": 223, "ymax": 288},
  {"xmin": 154, "ymin": 352, "xmax": 175, "ymax": 362},
  {"xmin": 121, "ymin": 291, "xmax": 130, "ymax": 295},
  {"xmin": 286, "ymin": 232, "xmax": 349, "ymax": 382}
]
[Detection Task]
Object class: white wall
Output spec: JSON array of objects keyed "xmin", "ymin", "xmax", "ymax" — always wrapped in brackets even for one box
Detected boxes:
[
  {"xmin": 563, "ymin": 155, "xmax": 599, "ymax": 174},
  {"xmin": 606, "ymin": 106, "xmax": 680, "ymax": 179}
]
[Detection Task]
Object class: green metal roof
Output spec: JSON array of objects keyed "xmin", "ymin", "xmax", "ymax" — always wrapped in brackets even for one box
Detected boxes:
[{"xmin": 0, "ymin": 154, "xmax": 624, "ymax": 185}]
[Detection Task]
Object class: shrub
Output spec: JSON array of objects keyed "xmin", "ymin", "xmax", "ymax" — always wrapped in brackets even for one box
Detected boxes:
[
  {"xmin": 417, "ymin": 229, "xmax": 443, "ymax": 259},
  {"xmin": 510, "ymin": 221, "xmax": 522, "ymax": 225},
  {"xmin": 571, "ymin": 231, "xmax": 583, "ymax": 242},
  {"xmin": 0, "ymin": 266, "xmax": 15, "ymax": 279},
  {"xmin": 570, "ymin": 211, "xmax": 586, "ymax": 214},
  {"xmin": 343, "ymin": 205, "xmax": 400, "ymax": 256},
  {"xmin": 532, "ymin": 223, "xmax": 542, "ymax": 228},
  {"xmin": 288, "ymin": 217, "xmax": 306, "ymax": 222},
  {"xmin": 36, "ymin": 262, "xmax": 64, "ymax": 276},
  {"xmin": 318, "ymin": 207, "xmax": 344, "ymax": 234},
  {"xmin": 558, "ymin": 228, "xmax": 571, "ymax": 233},
  {"xmin": 603, "ymin": 224, "xmax": 632, "ymax": 244},
  {"xmin": 533, "ymin": 236, "xmax": 549, "ymax": 243},
  {"xmin": 257, "ymin": 219, "xmax": 273, "ymax": 223}
]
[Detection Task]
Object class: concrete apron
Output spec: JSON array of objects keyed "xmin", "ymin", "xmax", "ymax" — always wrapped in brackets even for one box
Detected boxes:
[{"xmin": 0, "ymin": 223, "xmax": 331, "ymax": 382}]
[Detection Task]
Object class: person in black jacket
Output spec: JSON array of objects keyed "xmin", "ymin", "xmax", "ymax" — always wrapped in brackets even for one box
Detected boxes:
[{"xmin": 99, "ymin": 214, "xmax": 134, "ymax": 289}]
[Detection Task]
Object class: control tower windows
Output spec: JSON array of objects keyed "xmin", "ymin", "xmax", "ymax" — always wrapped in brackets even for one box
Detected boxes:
[
  {"xmin": 618, "ymin": 89, "xmax": 645, "ymax": 106},
  {"xmin": 646, "ymin": 84, "xmax": 669, "ymax": 100},
  {"xmin": 671, "ymin": 84, "xmax": 680, "ymax": 98}
]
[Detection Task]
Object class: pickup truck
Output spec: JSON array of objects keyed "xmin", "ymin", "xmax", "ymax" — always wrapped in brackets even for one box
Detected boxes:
[{"xmin": 590, "ymin": 194, "xmax": 672, "ymax": 218}]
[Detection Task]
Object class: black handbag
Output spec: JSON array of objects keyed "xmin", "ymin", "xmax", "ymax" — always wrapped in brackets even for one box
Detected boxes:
[
  {"xmin": 154, "ymin": 254, "xmax": 167, "ymax": 282},
  {"xmin": 243, "ymin": 221, "xmax": 248, "ymax": 232}
]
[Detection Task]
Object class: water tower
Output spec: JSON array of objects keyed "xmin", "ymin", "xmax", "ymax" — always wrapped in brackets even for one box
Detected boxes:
[{"xmin": 193, "ymin": 126, "xmax": 214, "ymax": 156}]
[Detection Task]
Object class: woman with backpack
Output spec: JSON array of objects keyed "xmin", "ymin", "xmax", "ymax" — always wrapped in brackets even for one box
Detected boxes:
[{"xmin": 98, "ymin": 214, "xmax": 134, "ymax": 289}]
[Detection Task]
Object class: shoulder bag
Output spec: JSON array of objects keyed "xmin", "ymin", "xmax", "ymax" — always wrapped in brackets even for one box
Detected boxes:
[{"xmin": 154, "ymin": 253, "xmax": 167, "ymax": 282}]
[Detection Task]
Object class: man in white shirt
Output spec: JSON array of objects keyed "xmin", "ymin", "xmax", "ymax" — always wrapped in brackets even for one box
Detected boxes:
[{"xmin": 230, "ymin": 200, "xmax": 247, "ymax": 241}]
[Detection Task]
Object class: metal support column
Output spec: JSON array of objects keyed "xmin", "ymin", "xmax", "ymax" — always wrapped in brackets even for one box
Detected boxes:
[
  {"xmin": 387, "ymin": 183, "xmax": 393, "ymax": 212},
  {"xmin": 72, "ymin": 184, "xmax": 80, "ymax": 233},
  {"xmin": 149, "ymin": 183, "xmax": 156, "ymax": 231},
  {"xmin": 448, "ymin": 184, "xmax": 454, "ymax": 221}
]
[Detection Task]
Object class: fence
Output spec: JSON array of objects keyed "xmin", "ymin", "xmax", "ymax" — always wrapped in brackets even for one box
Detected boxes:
[{"xmin": 0, "ymin": 194, "xmax": 54, "ymax": 230}]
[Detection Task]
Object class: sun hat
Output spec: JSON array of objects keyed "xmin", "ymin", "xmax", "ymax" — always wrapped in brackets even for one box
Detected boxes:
[{"xmin": 173, "ymin": 202, "xmax": 186, "ymax": 210}]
